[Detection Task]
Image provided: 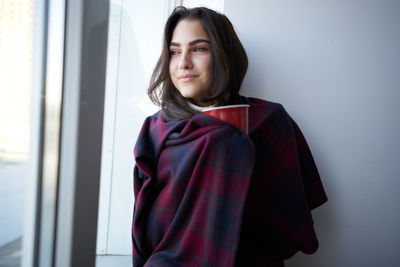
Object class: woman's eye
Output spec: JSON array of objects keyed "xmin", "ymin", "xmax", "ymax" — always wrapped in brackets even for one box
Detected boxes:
[
  {"xmin": 193, "ymin": 47, "xmax": 207, "ymax": 52},
  {"xmin": 169, "ymin": 50, "xmax": 180, "ymax": 55}
]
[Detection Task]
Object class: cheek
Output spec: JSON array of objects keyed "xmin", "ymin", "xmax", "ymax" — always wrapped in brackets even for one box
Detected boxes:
[
  {"xmin": 203, "ymin": 56, "xmax": 212, "ymax": 73},
  {"xmin": 203, "ymin": 58, "xmax": 212, "ymax": 87},
  {"xmin": 202, "ymin": 58, "xmax": 212, "ymax": 79}
]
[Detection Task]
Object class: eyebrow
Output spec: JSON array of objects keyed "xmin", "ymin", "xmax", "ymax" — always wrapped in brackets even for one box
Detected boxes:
[{"xmin": 170, "ymin": 39, "xmax": 210, "ymax": 47}]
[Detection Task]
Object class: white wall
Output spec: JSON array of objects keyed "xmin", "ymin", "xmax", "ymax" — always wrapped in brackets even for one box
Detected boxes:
[{"xmin": 224, "ymin": 0, "xmax": 400, "ymax": 266}]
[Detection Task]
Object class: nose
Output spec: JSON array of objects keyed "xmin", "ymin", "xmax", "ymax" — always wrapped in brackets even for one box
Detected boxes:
[{"xmin": 178, "ymin": 51, "xmax": 193, "ymax": 69}]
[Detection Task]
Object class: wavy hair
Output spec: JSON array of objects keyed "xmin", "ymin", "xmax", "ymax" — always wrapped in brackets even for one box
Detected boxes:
[{"xmin": 148, "ymin": 6, "xmax": 248, "ymax": 121}]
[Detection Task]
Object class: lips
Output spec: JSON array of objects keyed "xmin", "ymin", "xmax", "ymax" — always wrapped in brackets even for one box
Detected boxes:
[{"xmin": 178, "ymin": 74, "xmax": 199, "ymax": 82}]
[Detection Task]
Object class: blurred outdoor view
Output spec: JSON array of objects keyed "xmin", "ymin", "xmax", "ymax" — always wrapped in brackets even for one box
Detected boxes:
[
  {"xmin": 0, "ymin": 0, "xmax": 34, "ymax": 266},
  {"xmin": 0, "ymin": 0, "xmax": 32, "ymax": 164}
]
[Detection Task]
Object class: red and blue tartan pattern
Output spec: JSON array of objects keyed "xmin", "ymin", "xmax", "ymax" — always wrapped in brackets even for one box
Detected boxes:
[{"xmin": 132, "ymin": 96, "xmax": 327, "ymax": 267}]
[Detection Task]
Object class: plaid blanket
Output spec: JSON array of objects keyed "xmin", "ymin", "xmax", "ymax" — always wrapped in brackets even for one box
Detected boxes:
[{"xmin": 132, "ymin": 96, "xmax": 327, "ymax": 267}]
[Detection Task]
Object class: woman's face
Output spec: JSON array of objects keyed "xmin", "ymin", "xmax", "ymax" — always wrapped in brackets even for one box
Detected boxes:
[{"xmin": 169, "ymin": 19, "xmax": 212, "ymax": 106}]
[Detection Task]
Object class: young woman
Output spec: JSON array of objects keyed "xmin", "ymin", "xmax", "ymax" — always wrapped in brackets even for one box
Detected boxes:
[{"xmin": 132, "ymin": 6, "xmax": 327, "ymax": 267}]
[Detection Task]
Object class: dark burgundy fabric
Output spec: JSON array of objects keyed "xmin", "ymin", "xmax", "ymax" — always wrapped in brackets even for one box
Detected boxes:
[{"xmin": 132, "ymin": 96, "xmax": 327, "ymax": 267}]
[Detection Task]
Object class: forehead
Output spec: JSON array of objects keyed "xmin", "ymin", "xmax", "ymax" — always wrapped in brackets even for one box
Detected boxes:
[{"xmin": 171, "ymin": 19, "xmax": 209, "ymax": 43}]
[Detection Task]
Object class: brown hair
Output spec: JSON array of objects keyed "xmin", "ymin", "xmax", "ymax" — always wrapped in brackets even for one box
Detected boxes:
[{"xmin": 148, "ymin": 6, "xmax": 248, "ymax": 121}]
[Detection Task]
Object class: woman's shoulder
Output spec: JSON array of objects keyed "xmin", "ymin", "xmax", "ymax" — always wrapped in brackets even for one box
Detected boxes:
[
  {"xmin": 240, "ymin": 94, "xmax": 282, "ymax": 107},
  {"xmin": 147, "ymin": 110, "xmax": 161, "ymax": 120},
  {"xmin": 240, "ymin": 95, "xmax": 290, "ymax": 118},
  {"xmin": 140, "ymin": 110, "xmax": 164, "ymax": 127}
]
